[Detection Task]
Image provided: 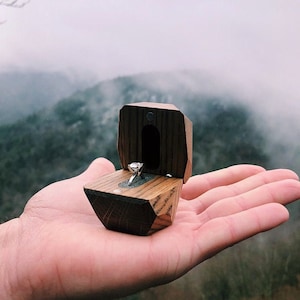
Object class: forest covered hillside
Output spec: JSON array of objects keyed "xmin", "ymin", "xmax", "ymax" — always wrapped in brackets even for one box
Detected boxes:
[
  {"xmin": 0, "ymin": 71, "xmax": 89, "ymax": 124},
  {"xmin": 0, "ymin": 71, "xmax": 272, "ymax": 219},
  {"xmin": 0, "ymin": 71, "xmax": 299, "ymax": 299}
]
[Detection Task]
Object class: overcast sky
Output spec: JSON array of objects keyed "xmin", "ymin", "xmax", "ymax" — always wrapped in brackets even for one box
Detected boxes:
[
  {"xmin": 1, "ymin": 0, "xmax": 300, "ymax": 170},
  {"xmin": 1, "ymin": 1, "xmax": 299, "ymax": 77},
  {"xmin": 1, "ymin": 1, "xmax": 300, "ymax": 116}
]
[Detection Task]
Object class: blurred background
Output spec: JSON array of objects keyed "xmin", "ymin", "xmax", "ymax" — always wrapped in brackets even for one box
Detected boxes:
[{"xmin": 1, "ymin": 1, "xmax": 299, "ymax": 299}]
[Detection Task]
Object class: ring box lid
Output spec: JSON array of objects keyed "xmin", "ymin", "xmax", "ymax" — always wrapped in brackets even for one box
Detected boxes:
[{"xmin": 118, "ymin": 102, "xmax": 192, "ymax": 183}]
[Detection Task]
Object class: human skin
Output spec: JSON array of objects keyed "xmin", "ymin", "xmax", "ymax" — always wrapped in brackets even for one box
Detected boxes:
[{"xmin": 0, "ymin": 158, "xmax": 300, "ymax": 299}]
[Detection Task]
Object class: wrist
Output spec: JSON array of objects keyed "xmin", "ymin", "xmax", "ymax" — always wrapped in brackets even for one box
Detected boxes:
[{"xmin": 0, "ymin": 218, "xmax": 26, "ymax": 300}]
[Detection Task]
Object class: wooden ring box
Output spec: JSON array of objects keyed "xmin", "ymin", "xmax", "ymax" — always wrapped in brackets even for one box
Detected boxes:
[{"xmin": 84, "ymin": 102, "xmax": 192, "ymax": 235}]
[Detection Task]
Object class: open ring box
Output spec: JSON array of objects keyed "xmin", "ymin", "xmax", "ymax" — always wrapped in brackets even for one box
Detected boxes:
[{"xmin": 84, "ymin": 102, "xmax": 192, "ymax": 235}]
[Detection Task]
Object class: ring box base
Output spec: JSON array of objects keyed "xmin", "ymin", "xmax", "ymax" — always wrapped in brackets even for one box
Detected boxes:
[{"xmin": 84, "ymin": 170, "xmax": 183, "ymax": 235}]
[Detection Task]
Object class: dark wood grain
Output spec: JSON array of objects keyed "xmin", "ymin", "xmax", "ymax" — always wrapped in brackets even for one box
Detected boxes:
[
  {"xmin": 118, "ymin": 102, "xmax": 192, "ymax": 183},
  {"xmin": 84, "ymin": 102, "xmax": 192, "ymax": 235},
  {"xmin": 84, "ymin": 170, "xmax": 183, "ymax": 235}
]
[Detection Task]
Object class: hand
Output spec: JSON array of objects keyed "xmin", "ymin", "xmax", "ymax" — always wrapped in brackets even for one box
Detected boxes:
[{"xmin": 1, "ymin": 158, "xmax": 299, "ymax": 299}]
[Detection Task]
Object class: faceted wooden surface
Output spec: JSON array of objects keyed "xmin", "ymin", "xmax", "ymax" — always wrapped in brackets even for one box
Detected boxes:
[
  {"xmin": 118, "ymin": 102, "xmax": 192, "ymax": 183},
  {"xmin": 84, "ymin": 170, "xmax": 183, "ymax": 235},
  {"xmin": 84, "ymin": 102, "xmax": 192, "ymax": 235}
]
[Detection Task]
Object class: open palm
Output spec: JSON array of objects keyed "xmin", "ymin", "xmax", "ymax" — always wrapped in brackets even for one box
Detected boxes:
[{"xmin": 5, "ymin": 158, "xmax": 300, "ymax": 300}]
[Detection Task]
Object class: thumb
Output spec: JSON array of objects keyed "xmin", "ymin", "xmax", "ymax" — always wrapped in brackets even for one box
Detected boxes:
[{"xmin": 77, "ymin": 157, "xmax": 115, "ymax": 183}]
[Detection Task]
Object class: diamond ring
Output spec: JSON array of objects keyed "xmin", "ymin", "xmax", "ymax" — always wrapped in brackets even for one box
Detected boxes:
[{"xmin": 128, "ymin": 162, "xmax": 144, "ymax": 186}]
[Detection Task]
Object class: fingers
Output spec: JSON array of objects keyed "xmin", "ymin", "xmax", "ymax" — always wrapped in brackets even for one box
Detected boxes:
[
  {"xmin": 76, "ymin": 158, "xmax": 115, "ymax": 183},
  {"xmin": 199, "ymin": 178, "xmax": 300, "ymax": 221},
  {"xmin": 196, "ymin": 203, "xmax": 289, "ymax": 261},
  {"xmin": 181, "ymin": 164, "xmax": 265, "ymax": 200},
  {"xmin": 192, "ymin": 169, "xmax": 299, "ymax": 213}
]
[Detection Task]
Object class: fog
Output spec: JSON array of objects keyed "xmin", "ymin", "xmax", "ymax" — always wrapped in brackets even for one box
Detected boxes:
[
  {"xmin": 2, "ymin": 1, "xmax": 300, "ymax": 84},
  {"xmin": 1, "ymin": 0, "xmax": 300, "ymax": 171}
]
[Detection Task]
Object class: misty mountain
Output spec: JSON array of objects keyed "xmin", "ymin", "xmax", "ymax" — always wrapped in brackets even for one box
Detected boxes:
[
  {"xmin": 0, "ymin": 71, "xmax": 90, "ymax": 124},
  {"xmin": 0, "ymin": 70, "xmax": 275, "ymax": 220},
  {"xmin": 0, "ymin": 70, "xmax": 299, "ymax": 221}
]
